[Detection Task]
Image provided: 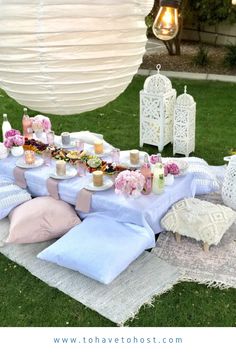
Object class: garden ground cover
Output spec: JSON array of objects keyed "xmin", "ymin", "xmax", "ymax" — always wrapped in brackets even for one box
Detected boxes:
[{"xmin": 0, "ymin": 76, "xmax": 236, "ymax": 326}]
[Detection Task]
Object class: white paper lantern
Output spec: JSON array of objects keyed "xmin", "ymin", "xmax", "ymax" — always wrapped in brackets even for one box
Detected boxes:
[{"xmin": 0, "ymin": 0, "xmax": 154, "ymax": 115}]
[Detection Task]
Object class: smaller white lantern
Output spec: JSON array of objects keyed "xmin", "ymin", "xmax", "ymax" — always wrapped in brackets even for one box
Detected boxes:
[
  {"xmin": 173, "ymin": 86, "xmax": 196, "ymax": 157},
  {"xmin": 140, "ymin": 65, "xmax": 176, "ymax": 152}
]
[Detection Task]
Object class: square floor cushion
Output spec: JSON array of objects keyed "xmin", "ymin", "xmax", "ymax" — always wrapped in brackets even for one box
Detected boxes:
[
  {"xmin": 37, "ymin": 213, "xmax": 154, "ymax": 284},
  {"xmin": 161, "ymin": 198, "xmax": 236, "ymax": 248},
  {"xmin": 6, "ymin": 196, "xmax": 81, "ymax": 243}
]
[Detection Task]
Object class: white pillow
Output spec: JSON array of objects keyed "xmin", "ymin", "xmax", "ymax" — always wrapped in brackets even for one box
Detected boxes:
[
  {"xmin": 186, "ymin": 158, "xmax": 219, "ymax": 194},
  {"xmin": 163, "ymin": 157, "xmax": 220, "ymax": 195},
  {"xmin": 161, "ymin": 198, "xmax": 236, "ymax": 246},
  {"xmin": 37, "ymin": 213, "xmax": 153, "ymax": 284},
  {"xmin": 0, "ymin": 183, "xmax": 31, "ymax": 220}
]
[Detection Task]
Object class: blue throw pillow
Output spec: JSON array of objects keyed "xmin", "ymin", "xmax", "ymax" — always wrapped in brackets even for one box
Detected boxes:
[
  {"xmin": 0, "ymin": 182, "xmax": 31, "ymax": 220},
  {"xmin": 37, "ymin": 213, "xmax": 154, "ymax": 284}
]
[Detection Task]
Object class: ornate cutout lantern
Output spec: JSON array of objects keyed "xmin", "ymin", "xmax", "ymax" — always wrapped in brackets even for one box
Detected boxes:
[
  {"xmin": 140, "ymin": 64, "xmax": 176, "ymax": 152},
  {"xmin": 173, "ymin": 85, "xmax": 196, "ymax": 157}
]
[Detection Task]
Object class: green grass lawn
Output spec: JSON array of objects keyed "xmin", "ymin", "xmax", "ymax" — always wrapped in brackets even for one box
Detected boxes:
[{"xmin": 0, "ymin": 76, "xmax": 236, "ymax": 327}]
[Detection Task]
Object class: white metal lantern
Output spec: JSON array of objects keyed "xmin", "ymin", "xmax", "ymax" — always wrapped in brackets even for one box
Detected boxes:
[
  {"xmin": 173, "ymin": 85, "xmax": 196, "ymax": 157},
  {"xmin": 222, "ymin": 156, "xmax": 236, "ymax": 210},
  {"xmin": 0, "ymin": 0, "xmax": 154, "ymax": 115},
  {"xmin": 140, "ymin": 65, "xmax": 176, "ymax": 152}
]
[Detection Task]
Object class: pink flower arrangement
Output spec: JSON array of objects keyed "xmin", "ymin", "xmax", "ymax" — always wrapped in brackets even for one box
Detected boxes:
[
  {"xmin": 32, "ymin": 115, "xmax": 51, "ymax": 132},
  {"xmin": 5, "ymin": 129, "xmax": 21, "ymax": 138},
  {"xmin": 4, "ymin": 129, "xmax": 24, "ymax": 148},
  {"xmin": 164, "ymin": 162, "xmax": 180, "ymax": 176},
  {"xmin": 115, "ymin": 170, "xmax": 145, "ymax": 197},
  {"xmin": 150, "ymin": 154, "xmax": 161, "ymax": 164}
]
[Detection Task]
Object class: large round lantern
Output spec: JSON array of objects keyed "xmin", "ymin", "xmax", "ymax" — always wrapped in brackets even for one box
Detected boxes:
[{"xmin": 0, "ymin": 1, "xmax": 154, "ymax": 115}]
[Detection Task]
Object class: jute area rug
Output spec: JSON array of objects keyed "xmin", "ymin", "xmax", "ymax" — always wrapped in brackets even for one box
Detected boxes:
[
  {"xmin": 152, "ymin": 193, "xmax": 236, "ymax": 289},
  {"xmin": 0, "ymin": 218, "xmax": 181, "ymax": 325}
]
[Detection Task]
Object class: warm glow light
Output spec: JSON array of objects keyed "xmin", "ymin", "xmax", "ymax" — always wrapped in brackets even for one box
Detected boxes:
[
  {"xmin": 232, "ymin": 0, "xmax": 236, "ymax": 5},
  {"xmin": 153, "ymin": 5, "xmax": 179, "ymax": 41},
  {"xmin": 163, "ymin": 9, "xmax": 172, "ymax": 27}
]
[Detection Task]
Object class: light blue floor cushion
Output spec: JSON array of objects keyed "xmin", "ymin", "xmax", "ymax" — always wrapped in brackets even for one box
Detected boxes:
[{"xmin": 37, "ymin": 213, "xmax": 155, "ymax": 284}]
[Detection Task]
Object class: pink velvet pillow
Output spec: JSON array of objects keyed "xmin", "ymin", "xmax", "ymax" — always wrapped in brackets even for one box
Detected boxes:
[{"xmin": 6, "ymin": 196, "xmax": 81, "ymax": 244}]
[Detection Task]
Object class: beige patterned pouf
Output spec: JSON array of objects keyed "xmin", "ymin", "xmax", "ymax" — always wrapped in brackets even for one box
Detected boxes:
[{"xmin": 161, "ymin": 198, "xmax": 236, "ymax": 251}]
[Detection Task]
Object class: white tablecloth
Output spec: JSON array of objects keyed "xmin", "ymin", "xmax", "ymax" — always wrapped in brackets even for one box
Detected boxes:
[{"xmin": 0, "ymin": 148, "xmax": 197, "ymax": 245}]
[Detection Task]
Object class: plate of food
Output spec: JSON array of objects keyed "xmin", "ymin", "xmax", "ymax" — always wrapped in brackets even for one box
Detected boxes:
[
  {"xmin": 85, "ymin": 179, "xmax": 113, "ymax": 192},
  {"xmin": 16, "ymin": 157, "xmax": 44, "ymax": 169},
  {"xmin": 49, "ymin": 166, "xmax": 77, "ymax": 180}
]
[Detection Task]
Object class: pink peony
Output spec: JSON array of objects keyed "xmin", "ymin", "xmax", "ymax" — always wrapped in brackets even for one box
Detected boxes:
[
  {"xmin": 42, "ymin": 117, "xmax": 51, "ymax": 132},
  {"xmin": 32, "ymin": 120, "xmax": 43, "ymax": 132},
  {"xmin": 164, "ymin": 164, "xmax": 169, "ymax": 177},
  {"xmin": 4, "ymin": 137, "xmax": 13, "ymax": 149},
  {"xmin": 4, "ymin": 131, "xmax": 24, "ymax": 148},
  {"xmin": 150, "ymin": 155, "xmax": 159, "ymax": 164},
  {"xmin": 165, "ymin": 162, "xmax": 180, "ymax": 176},
  {"xmin": 5, "ymin": 129, "xmax": 21, "ymax": 139},
  {"xmin": 115, "ymin": 170, "xmax": 145, "ymax": 197},
  {"xmin": 12, "ymin": 135, "xmax": 24, "ymax": 146},
  {"xmin": 32, "ymin": 115, "xmax": 51, "ymax": 132},
  {"xmin": 150, "ymin": 154, "xmax": 162, "ymax": 165}
]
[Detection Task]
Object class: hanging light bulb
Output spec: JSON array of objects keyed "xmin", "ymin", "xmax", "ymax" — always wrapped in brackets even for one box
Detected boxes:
[{"xmin": 152, "ymin": 0, "xmax": 180, "ymax": 41}]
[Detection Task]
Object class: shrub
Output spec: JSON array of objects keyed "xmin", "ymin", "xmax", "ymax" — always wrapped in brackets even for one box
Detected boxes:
[
  {"xmin": 193, "ymin": 45, "xmax": 210, "ymax": 67},
  {"xmin": 224, "ymin": 44, "xmax": 236, "ymax": 68}
]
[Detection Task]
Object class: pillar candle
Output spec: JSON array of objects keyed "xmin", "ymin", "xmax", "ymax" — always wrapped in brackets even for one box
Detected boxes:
[
  {"xmin": 56, "ymin": 160, "xmax": 66, "ymax": 176},
  {"xmin": 94, "ymin": 140, "xmax": 104, "ymax": 154},
  {"xmin": 93, "ymin": 170, "xmax": 103, "ymax": 187},
  {"xmin": 24, "ymin": 150, "xmax": 35, "ymax": 165},
  {"xmin": 130, "ymin": 149, "xmax": 140, "ymax": 165},
  {"xmin": 61, "ymin": 132, "xmax": 70, "ymax": 145}
]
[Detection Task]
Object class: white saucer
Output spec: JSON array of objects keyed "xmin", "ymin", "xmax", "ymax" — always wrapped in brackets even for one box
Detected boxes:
[
  {"xmin": 119, "ymin": 151, "xmax": 146, "ymax": 169},
  {"xmin": 57, "ymin": 138, "xmax": 77, "ymax": 149},
  {"xmin": 85, "ymin": 179, "xmax": 113, "ymax": 192},
  {"xmin": 16, "ymin": 157, "xmax": 44, "ymax": 169},
  {"xmin": 49, "ymin": 166, "xmax": 77, "ymax": 180}
]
